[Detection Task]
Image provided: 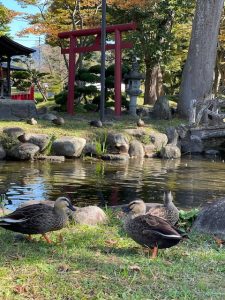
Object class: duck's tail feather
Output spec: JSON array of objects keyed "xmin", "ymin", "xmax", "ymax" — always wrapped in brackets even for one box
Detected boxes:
[{"xmin": 143, "ymin": 229, "xmax": 182, "ymax": 240}]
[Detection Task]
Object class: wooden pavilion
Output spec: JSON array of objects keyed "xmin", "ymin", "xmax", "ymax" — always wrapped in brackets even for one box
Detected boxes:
[{"xmin": 0, "ymin": 36, "xmax": 35, "ymax": 98}]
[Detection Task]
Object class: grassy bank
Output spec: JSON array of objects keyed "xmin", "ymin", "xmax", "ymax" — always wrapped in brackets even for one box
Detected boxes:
[
  {"xmin": 0, "ymin": 112, "xmax": 184, "ymax": 140},
  {"xmin": 0, "ymin": 213, "xmax": 225, "ymax": 300}
]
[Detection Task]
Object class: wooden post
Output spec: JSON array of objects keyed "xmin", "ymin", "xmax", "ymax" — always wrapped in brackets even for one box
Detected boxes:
[
  {"xmin": 114, "ymin": 29, "xmax": 122, "ymax": 116},
  {"xmin": 67, "ymin": 35, "xmax": 76, "ymax": 115},
  {"xmin": 30, "ymin": 84, "xmax": 34, "ymax": 100},
  {"xmin": 6, "ymin": 56, "xmax": 11, "ymax": 97}
]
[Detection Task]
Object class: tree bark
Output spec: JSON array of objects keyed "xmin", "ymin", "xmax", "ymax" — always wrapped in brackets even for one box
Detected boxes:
[
  {"xmin": 178, "ymin": 0, "xmax": 224, "ymax": 118},
  {"xmin": 144, "ymin": 64, "xmax": 164, "ymax": 105}
]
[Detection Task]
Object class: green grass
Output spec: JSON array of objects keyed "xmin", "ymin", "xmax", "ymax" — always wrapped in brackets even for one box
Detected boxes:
[
  {"xmin": 0, "ymin": 215, "xmax": 224, "ymax": 300},
  {"xmin": 0, "ymin": 110, "xmax": 184, "ymax": 141}
]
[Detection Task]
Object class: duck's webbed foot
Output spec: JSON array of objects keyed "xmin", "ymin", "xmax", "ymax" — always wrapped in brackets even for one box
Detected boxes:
[
  {"xmin": 151, "ymin": 245, "xmax": 158, "ymax": 259},
  {"xmin": 42, "ymin": 233, "xmax": 52, "ymax": 244}
]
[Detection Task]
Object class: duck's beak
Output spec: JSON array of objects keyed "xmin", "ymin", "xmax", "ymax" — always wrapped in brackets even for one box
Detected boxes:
[
  {"xmin": 122, "ymin": 205, "xmax": 131, "ymax": 213},
  {"xmin": 68, "ymin": 203, "xmax": 76, "ymax": 211}
]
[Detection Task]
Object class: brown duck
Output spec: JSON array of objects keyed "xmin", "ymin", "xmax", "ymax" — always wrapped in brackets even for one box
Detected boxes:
[
  {"xmin": 123, "ymin": 200, "xmax": 182, "ymax": 258},
  {"xmin": 0, "ymin": 197, "xmax": 75, "ymax": 243},
  {"xmin": 147, "ymin": 191, "xmax": 179, "ymax": 225}
]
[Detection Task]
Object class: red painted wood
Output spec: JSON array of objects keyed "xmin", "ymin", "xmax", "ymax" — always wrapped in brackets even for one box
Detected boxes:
[
  {"xmin": 11, "ymin": 85, "xmax": 35, "ymax": 101},
  {"xmin": 67, "ymin": 35, "xmax": 76, "ymax": 114},
  {"xmin": 30, "ymin": 85, "xmax": 34, "ymax": 100},
  {"xmin": 114, "ymin": 29, "xmax": 122, "ymax": 116},
  {"xmin": 61, "ymin": 41, "xmax": 133, "ymax": 54},
  {"xmin": 58, "ymin": 23, "xmax": 136, "ymax": 115},
  {"xmin": 58, "ymin": 23, "xmax": 136, "ymax": 38}
]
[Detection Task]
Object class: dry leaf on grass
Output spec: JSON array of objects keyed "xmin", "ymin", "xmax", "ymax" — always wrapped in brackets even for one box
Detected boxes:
[
  {"xmin": 129, "ymin": 265, "xmax": 141, "ymax": 272},
  {"xmin": 13, "ymin": 285, "xmax": 28, "ymax": 294}
]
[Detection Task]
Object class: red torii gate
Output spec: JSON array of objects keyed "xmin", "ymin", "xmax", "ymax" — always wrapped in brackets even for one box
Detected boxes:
[{"xmin": 58, "ymin": 22, "xmax": 136, "ymax": 115}]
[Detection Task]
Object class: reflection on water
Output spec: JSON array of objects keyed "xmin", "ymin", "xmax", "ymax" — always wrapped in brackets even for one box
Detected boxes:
[{"xmin": 0, "ymin": 155, "xmax": 225, "ymax": 211}]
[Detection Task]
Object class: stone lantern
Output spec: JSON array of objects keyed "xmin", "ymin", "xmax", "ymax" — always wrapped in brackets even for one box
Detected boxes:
[{"xmin": 124, "ymin": 57, "xmax": 144, "ymax": 116}]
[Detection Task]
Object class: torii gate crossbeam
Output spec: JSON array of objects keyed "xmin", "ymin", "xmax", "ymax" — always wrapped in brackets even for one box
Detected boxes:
[{"xmin": 58, "ymin": 22, "xmax": 136, "ymax": 115}]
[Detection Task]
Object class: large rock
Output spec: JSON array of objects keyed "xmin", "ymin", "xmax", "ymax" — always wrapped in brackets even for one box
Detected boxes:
[
  {"xmin": 160, "ymin": 144, "xmax": 181, "ymax": 159},
  {"xmin": 107, "ymin": 133, "xmax": 129, "ymax": 154},
  {"xmin": 192, "ymin": 198, "xmax": 225, "ymax": 239},
  {"xmin": 7, "ymin": 143, "xmax": 40, "ymax": 160},
  {"xmin": 0, "ymin": 99, "xmax": 37, "ymax": 120},
  {"xmin": 181, "ymin": 134, "xmax": 204, "ymax": 153},
  {"xmin": 149, "ymin": 132, "xmax": 168, "ymax": 151},
  {"xmin": 152, "ymin": 96, "xmax": 172, "ymax": 120},
  {"xmin": 144, "ymin": 144, "xmax": 157, "ymax": 158},
  {"xmin": 19, "ymin": 133, "xmax": 51, "ymax": 151},
  {"xmin": 101, "ymin": 153, "xmax": 129, "ymax": 161},
  {"xmin": 39, "ymin": 113, "xmax": 57, "ymax": 121},
  {"xmin": 74, "ymin": 206, "xmax": 108, "ymax": 225},
  {"xmin": 3, "ymin": 127, "xmax": 25, "ymax": 138},
  {"xmin": 83, "ymin": 143, "xmax": 98, "ymax": 156},
  {"xmin": 0, "ymin": 145, "xmax": 6, "ymax": 160},
  {"xmin": 124, "ymin": 128, "xmax": 146, "ymax": 138},
  {"xmin": 166, "ymin": 127, "xmax": 179, "ymax": 145},
  {"xmin": 128, "ymin": 140, "xmax": 145, "ymax": 158},
  {"xmin": 52, "ymin": 136, "xmax": 86, "ymax": 157}
]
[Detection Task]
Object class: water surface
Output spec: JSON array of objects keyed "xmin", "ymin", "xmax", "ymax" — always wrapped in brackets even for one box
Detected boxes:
[{"xmin": 0, "ymin": 155, "xmax": 225, "ymax": 211}]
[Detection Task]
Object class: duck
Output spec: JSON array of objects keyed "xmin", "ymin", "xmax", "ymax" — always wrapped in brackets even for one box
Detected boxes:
[
  {"xmin": 52, "ymin": 117, "xmax": 65, "ymax": 126},
  {"xmin": 89, "ymin": 120, "xmax": 103, "ymax": 128},
  {"xmin": 123, "ymin": 200, "xmax": 182, "ymax": 258},
  {"xmin": 137, "ymin": 118, "xmax": 145, "ymax": 127},
  {"xmin": 0, "ymin": 197, "xmax": 75, "ymax": 243},
  {"xmin": 147, "ymin": 191, "xmax": 179, "ymax": 225},
  {"xmin": 19, "ymin": 198, "xmax": 108, "ymax": 226}
]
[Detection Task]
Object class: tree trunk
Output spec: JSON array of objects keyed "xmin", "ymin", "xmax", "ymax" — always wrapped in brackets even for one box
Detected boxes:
[
  {"xmin": 178, "ymin": 0, "xmax": 224, "ymax": 118},
  {"xmin": 144, "ymin": 64, "xmax": 164, "ymax": 105}
]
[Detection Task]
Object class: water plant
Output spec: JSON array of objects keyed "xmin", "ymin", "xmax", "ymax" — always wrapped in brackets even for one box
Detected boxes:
[
  {"xmin": 93, "ymin": 130, "xmax": 108, "ymax": 157},
  {"xmin": 0, "ymin": 194, "xmax": 6, "ymax": 215}
]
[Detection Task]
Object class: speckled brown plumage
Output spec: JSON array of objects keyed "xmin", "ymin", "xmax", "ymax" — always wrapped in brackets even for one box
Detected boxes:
[
  {"xmin": 123, "ymin": 200, "xmax": 182, "ymax": 256},
  {"xmin": 147, "ymin": 191, "xmax": 179, "ymax": 225}
]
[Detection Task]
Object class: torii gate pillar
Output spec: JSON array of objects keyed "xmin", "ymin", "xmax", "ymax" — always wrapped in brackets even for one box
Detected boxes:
[{"xmin": 58, "ymin": 23, "xmax": 136, "ymax": 116}]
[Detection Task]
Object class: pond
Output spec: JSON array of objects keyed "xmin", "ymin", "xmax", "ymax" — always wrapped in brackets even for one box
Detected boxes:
[{"xmin": 0, "ymin": 155, "xmax": 225, "ymax": 211}]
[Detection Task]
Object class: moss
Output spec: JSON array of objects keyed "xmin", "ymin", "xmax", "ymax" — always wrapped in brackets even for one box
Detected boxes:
[{"xmin": 0, "ymin": 133, "xmax": 20, "ymax": 150}]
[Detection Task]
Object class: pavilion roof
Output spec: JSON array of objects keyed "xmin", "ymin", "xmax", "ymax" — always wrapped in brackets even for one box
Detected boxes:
[{"xmin": 0, "ymin": 36, "xmax": 35, "ymax": 57}]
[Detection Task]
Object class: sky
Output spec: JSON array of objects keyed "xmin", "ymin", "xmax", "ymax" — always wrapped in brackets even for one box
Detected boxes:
[{"xmin": 4, "ymin": 0, "xmax": 44, "ymax": 48}]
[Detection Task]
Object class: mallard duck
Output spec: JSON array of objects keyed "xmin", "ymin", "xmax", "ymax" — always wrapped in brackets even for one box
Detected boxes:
[
  {"xmin": 0, "ymin": 197, "xmax": 75, "ymax": 243},
  {"xmin": 147, "ymin": 191, "xmax": 179, "ymax": 225},
  {"xmin": 123, "ymin": 200, "xmax": 182, "ymax": 258}
]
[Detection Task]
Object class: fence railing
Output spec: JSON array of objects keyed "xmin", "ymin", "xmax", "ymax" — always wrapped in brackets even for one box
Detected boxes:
[{"xmin": 11, "ymin": 85, "xmax": 34, "ymax": 101}]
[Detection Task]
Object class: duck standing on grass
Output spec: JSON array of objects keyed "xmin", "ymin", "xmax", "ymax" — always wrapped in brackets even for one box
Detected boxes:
[
  {"xmin": 123, "ymin": 200, "xmax": 182, "ymax": 258},
  {"xmin": 0, "ymin": 197, "xmax": 75, "ymax": 243}
]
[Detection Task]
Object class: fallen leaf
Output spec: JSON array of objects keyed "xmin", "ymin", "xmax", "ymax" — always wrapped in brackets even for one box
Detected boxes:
[
  {"xmin": 105, "ymin": 239, "xmax": 117, "ymax": 245},
  {"xmin": 101, "ymin": 275, "xmax": 109, "ymax": 279},
  {"xmin": 181, "ymin": 252, "xmax": 190, "ymax": 256},
  {"xmin": 129, "ymin": 265, "xmax": 141, "ymax": 272},
  {"xmin": 58, "ymin": 264, "xmax": 70, "ymax": 273},
  {"xmin": 13, "ymin": 285, "xmax": 28, "ymax": 294},
  {"xmin": 164, "ymin": 261, "xmax": 173, "ymax": 266}
]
